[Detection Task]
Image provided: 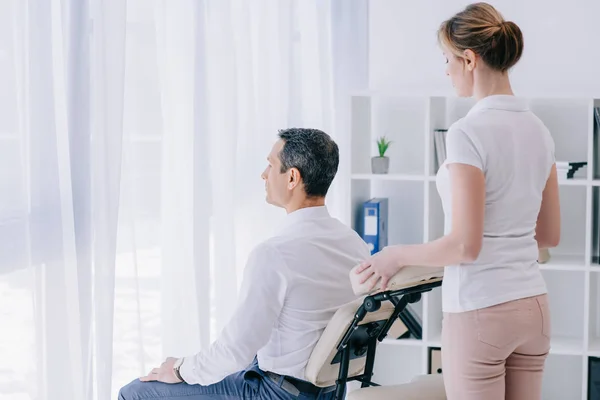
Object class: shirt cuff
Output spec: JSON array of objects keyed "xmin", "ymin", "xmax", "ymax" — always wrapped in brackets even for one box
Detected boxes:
[{"xmin": 179, "ymin": 357, "xmax": 197, "ymax": 385}]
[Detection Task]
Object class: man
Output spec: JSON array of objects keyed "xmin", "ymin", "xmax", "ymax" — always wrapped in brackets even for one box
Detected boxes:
[{"xmin": 119, "ymin": 128, "xmax": 370, "ymax": 399}]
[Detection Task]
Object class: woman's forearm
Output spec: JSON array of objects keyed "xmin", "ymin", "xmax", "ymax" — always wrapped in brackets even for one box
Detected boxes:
[{"xmin": 389, "ymin": 233, "xmax": 479, "ymax": 268}]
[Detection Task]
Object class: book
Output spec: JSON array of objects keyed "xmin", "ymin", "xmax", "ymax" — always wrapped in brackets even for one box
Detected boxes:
[
  {"xmin": 593, "ymin": 107, "xmax": 600, "ymax": 262},
  {"xmin": 593, "ymin": 187, "xmax": 600, "ymax": 263},
  {"xmin": 595, "ymin": 107, "xmax": 600, "ymax": 179},
  {"xmin": 433, "ymin": 129, "xmax": 448, "ymax": 172}
]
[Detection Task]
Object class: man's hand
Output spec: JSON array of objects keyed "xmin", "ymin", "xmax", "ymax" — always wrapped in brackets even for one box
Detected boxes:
[{"xmin": 140, "ymin": 357, "xmax": 182, "ymax": 384}]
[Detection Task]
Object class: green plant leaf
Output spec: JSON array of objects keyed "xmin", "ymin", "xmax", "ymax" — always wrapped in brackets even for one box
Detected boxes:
[{"xmin": 376, "ymin": 136, "xmax": 392, "ymax": 157}]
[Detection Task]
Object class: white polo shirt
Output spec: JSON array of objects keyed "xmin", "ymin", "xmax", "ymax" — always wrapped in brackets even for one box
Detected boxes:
[{"xmin": 436, "ymin": 95, "xmax": 555, "ymax": 313}]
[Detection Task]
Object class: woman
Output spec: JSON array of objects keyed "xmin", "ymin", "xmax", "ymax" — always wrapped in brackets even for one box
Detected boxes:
[{"xmin": 355, "ymin": 3, "xmax": 560, "ymax": 399}]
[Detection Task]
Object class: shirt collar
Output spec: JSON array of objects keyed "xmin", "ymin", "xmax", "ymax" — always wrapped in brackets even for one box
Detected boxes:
[
  {"xmin": 279, "ymin": 205, "xmax": 330, "ymax": 230},
  {"xmin": 467, "ymin": 94, "xmax": 530, "ymax": 116}
]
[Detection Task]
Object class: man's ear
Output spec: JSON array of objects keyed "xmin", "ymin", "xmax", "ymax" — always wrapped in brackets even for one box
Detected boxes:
[
  {"xmin": 288, "ymin": 168, "xmax": 301, "ymax": 190},
  {"xmin": 463, "ymin": 49, "xmax": 476, "ymax": 72}
]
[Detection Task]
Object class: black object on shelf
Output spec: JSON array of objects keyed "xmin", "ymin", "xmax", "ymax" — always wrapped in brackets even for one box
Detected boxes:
[
  {"xmin": 589, "ymin": 356, "xmax": 600, "ymax": 400},
  {"xmin": 565, "ymin": 162, "xmax": 587, "ymax": 179}
]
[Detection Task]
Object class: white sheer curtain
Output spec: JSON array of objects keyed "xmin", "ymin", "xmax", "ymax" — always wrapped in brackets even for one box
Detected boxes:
[
  {"xmin": 0, "ymin": 0, "xmax": 368, "ymax": 399},
  {"xmin": 0, "ymin": 0, "xmax": 127, "ymax": 399}
]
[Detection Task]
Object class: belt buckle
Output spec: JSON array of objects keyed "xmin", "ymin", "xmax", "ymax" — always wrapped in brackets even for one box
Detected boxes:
[{"xmin": 280, "ymin": 378, "xmax": 301, "ymax": 397}]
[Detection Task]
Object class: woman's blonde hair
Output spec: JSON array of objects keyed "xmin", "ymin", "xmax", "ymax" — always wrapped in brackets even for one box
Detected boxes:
[{"xmin": 438, "ymin": 2, "xmax": 523, "ymax": 72}]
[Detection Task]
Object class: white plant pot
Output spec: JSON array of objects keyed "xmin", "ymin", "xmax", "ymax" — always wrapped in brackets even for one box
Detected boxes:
[{"xmin": 371, "ymin": 156, "xmax": 390, "ymax": 174}]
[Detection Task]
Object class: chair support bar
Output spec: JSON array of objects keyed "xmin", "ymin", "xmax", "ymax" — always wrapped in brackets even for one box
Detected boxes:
[{"xmin": 332, "ymin": 279, "xmax": 442, "ymax": 400}]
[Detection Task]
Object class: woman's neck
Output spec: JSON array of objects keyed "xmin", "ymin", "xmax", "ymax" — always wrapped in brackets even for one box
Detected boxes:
[{"xmin": 473, "ymin": 68, "xmax": 514, "ymax": 101}]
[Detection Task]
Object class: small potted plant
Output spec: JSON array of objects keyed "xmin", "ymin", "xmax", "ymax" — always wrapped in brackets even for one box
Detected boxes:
[{"xmin": 372, "ymin": 136, "xmax": 392, "ymax": 174}]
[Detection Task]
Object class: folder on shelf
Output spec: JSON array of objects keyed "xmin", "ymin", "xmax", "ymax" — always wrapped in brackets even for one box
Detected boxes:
[{"xmin": 362, "ymin": 198, "xmax": 388, "ymax": 255}]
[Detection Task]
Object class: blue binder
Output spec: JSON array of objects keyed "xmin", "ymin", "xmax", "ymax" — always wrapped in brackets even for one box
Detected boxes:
[{"xmin": 362, "ymin": 198, "xmax": 388, "ymax": 255}]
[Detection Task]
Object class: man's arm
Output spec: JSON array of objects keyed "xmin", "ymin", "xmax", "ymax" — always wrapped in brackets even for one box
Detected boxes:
[{"xmin": 179, "ymin": 243, "xmax": 288, "ymax": 385}]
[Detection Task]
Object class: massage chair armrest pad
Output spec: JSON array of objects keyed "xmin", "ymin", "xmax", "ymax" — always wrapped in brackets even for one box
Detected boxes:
[{"xmin": 349, "ymin": 264, "xmax": 444, "ymax": 296}]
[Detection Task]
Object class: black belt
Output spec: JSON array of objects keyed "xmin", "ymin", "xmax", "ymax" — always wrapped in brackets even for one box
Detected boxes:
[{"xmin": 265, "ymin": 371, "xmax": 335, "ymax": 396}]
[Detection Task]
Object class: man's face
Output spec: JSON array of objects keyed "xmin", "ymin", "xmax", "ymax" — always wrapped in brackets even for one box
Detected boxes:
[{"xmin": 261, "ymin": 140, "xmax": 290, "ymax": 207}]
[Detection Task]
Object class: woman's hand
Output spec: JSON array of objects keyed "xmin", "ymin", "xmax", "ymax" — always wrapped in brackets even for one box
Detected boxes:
[{"xmin": 355, "ymin": 246, "xmax": 403, "ymax": 291}]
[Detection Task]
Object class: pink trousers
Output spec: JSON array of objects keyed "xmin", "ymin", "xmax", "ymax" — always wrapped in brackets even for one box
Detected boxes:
[{"xmin": 441, "ymin": 294, "xmax": 551, "ymax": 400}]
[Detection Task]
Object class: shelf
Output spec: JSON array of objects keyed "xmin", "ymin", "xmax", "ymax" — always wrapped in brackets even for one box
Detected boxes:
[
  {"xmin": 589, "ymin": 272, "xmax": 600, "ymax": 357},
  {"xmin": 350, "ymin": 179, "xmax": 426, "ymax": 249},
  {"xmin": 373, "ymin": 180, "xmax": 425, "ymax": 246},
  {"xmin": 424, "ymin": 284, "xmax": 443, "ymax": 344},
  {"xmin": 381, "ymin": 338, "xmax": 423, "ymax": 347},
  {"xmin": 372, "ymin": 344, "xmax": 422, "ymax": 386},
  {"xmin": 426, "ymin": 181, "xmax": 445, "ymax": 241},
  {"xmin": 424, "ymin": 176, "xmax": 588, "ymax": 186},
  {"xmin": 530, "ymin": 98, "xmax": 590, "ymax": 170},
  {"xmin": 423, "ymin": 176, "xmax": 588, "ymax": 186},
  {"xmin": 348, "ymin": 94, "xmax": 599, "ymax": 399},
  {"xmin": 539, "ymin": 254, "xmax": 587, "ymax": 271},
  {"xmin": 427, "ymin": 334, "xmax": 441, "ymax": 349},
  {"xmin": 350, "ymin": 96, "xmax": 428, "ymax": 176},
  {"xmin": 542, "ymin": 354, "xmax": 583, "ymax": 400},
  {"xmin": 550, "ymin": 336, "xmax": 585, "ymax": 355},
  {"xmin": 542, "ymin": 270, "xmax": 586, "ymax": 354},
  {"xmin": 589, "ymin": 338, "xmax": 600, "ymax": 357},
  {"xmin": 351, "ymin": 173, "xmax": 428, "ymax": 182},
  {"xmin": 558, "ymin": 177, "xmax": 589, "ymax": 186},
  {"xmin": 553, "ymin": 186, "xmax": 588, "ymax": 260},
  {"xmin": 348, "ymin": 89, "xmax": 453, "ymax": 98},
  {"xmin": 540, "ymin": 264, "xmax": 587, "ymax": 272},
  {"xmin": 413, "ymin": 333, "xmax": 583, "ymax": 355}
]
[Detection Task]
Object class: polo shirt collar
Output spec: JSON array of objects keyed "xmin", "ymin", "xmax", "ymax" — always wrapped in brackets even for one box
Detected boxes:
[{"xmin": 467, "ymin": 94, "xmax": 530, "ymax": 116}]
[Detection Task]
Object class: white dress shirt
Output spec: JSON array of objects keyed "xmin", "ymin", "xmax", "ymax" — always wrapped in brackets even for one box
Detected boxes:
[{"xmin": 179, "ymin": 205, "xmax": 371, "ymax": 385}]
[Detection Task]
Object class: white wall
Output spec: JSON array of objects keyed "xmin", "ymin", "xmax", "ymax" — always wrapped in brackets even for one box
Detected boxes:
[{"xmin": 369, "ymin": 0, "xmax": 600, "ymax": 97}]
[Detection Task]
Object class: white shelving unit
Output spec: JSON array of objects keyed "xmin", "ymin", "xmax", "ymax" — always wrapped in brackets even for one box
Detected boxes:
[{"xmin": 347, "ymin": 93, "xmax": 600, "ymax": 399}]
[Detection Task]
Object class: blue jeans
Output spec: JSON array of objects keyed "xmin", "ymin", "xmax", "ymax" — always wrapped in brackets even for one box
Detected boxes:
[{"xmin": 118, "ymin": 359, "xmax": 337, "ymax": 400}]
